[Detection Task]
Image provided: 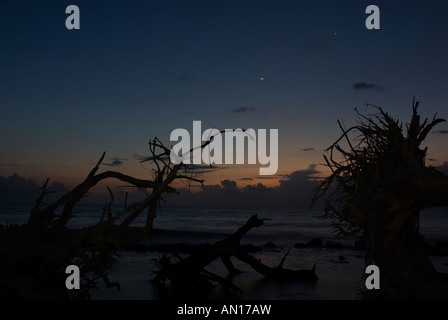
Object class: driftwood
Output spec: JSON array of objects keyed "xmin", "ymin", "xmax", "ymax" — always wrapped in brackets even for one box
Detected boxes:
[
  {"xmin": 0, "ymin": 138, "xmax": 208, "ymax": 299},
  {"xmin": 0, "ymin": 130, "xmax": 319, "ymax": 299},
  {"xmin": 313, "ymin": 98, "xmax": 448, "ymax": 299},
  {"xmin": 152, "ymin": 214, "xmax": 317, "ymax": 296}
]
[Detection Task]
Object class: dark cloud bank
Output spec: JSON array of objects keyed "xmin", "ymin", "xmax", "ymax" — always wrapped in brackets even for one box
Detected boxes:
[
  {"xmin": 0, "ymin": 165, "xmax": 323, "ymax": 208},
  {"xmin": 0, "ymin": 174, "xmax": 159, "ymax": 206},
  {"xmin": 0, "ymin": 174, "xmax": 70, "ymax": 203},
  {"xmin": 167, "ymin": 165, "xmax": 324, "ymax": 208},
  {"xmin": 432, "ymin": 162, "xmax": 448, "ymax": 176},
  {"xmin": 3, "ymin": 162, "xmax": 447, "ymax": 208}
]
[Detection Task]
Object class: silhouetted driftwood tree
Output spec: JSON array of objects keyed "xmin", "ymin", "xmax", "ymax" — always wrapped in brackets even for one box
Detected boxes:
[
  {"xmin": 313, "ymin": 98, "xmax": 448, "ymax": 299},
  {"xmin": 0, "ymin": 137, "xmax": 206, "ymax": 299},
  {"xmin": 28, "ymin": 137, "xmax": 205, "ymax": 232}
]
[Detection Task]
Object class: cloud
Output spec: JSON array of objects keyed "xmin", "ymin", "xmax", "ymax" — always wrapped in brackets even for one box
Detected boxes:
[
  {"xmin": 176, "ymin": 74, "xmax": 193, "ymax": 83},
  {"xmin": 0, "ymin": 173, "xmax": 153, "ymax": 206},
  {"xmin": 168, "ymin": 164, "xmax": 324, "ymax": 208},
  {"xmin": 221, "ymin": 179, "xmax": 237, "ymax": 189},
  {"xmin": 353, "ymin": 82, "xmax": 384, "ymax": 91},
  {"xmin": 133, "ymin": 153, "xmax": 228, "ymax": 173},
  {"xmin": 134, "ymin": 154, "xmax": 169, "ymax": 162},
  {"xmin": 434, "ymin": 162, "xmax": 448, "ymax": 176},
  {"xmin": 133, "ymin": 154, "xmax": 149, "ymax": 161},
  {"xmin": 302, "ymin": 147, "xmax": 314, "ymax": 152},
  {"xmin": 303, "ymin": 41, "xmax": 330, "ymax": 53},
  {"xmin": 277, "ymin": 164, "xmax": 321, "ymax": 186},
  {"xmin": 231, "ymin": 106, "xmax": 257, "ymax": 113},
  {"xmin": 135, "ymin": 154, "xmax": 175, "ymax": 165},
  {"xmin": 185, "ymin": 164, "xmax": 229, "ymax": 174},
  {"xmin": 0, "ymin": 164, "xmax": 327, "ymax": 209},
  {"xmin": 432, "ymin": 129, "xmax": 448, "ymax": 134},
  {"xmin": 103, "ymin": 157, "xmax": 126, "ymax": 167},
  {"xmin": 134, "ymin": 153, "xmax": 160, "ymax": 162},
  {"xmin": 0, "ymin": 174, "xmax": 69, "ymax": 203}
]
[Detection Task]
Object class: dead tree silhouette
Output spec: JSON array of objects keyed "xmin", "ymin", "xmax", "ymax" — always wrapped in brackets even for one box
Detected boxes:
[
  {"xmin": 313, "ymin": 98, "xmax": 448, "ymax": 299},
  {"xmin": 0, "ymin": 131, "xmax": 315, "ymax": 299},
  {"xmin": 0, "ymin": 137, "xmax": 207, "ymax": 299}
]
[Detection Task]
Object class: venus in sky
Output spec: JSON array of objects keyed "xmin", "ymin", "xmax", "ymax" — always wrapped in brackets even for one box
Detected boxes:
[
  {"xmin": 0, "ymin": 0, "xmax": 448, "ymax": 302},
  {"xmin": 0, "ymin": 0, "xmax": 447, "ymax": 197}
]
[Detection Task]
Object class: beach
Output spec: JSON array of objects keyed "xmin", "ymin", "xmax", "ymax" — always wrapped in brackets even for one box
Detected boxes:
[
  {"xmin": 1, "ymin": 203, "xmax": 447, "ymax": 300},
  {"xmin": 91, "ymin": 239, "xmax": 367, "ymax": 300}
]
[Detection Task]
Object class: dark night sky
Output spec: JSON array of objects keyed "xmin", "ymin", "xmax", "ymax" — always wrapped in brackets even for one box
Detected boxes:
[{"xmin": 1, "ymin": 0, "xmax": 448, "ymax": 194}]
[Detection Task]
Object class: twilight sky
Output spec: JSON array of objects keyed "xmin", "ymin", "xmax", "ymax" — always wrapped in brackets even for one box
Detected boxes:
[{"xmin": 1, "ymin": 0, "xmax": 448, "ymax": 195}]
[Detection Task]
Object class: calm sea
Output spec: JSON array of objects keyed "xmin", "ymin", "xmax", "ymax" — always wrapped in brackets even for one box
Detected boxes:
[
  {"xmin": 1, "ymin": 202, "xmax": 447, "ymax": 299},
  {"xmin": 1, "ymin": 202, "xmax": 447, "ymax": 247}
]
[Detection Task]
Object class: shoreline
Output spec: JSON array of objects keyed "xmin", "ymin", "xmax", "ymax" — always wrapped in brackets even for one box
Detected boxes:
[
  {"xmin": 92, "ymin": 244, "xmax": 368, "ymax": 300},
  {"xmin": 90, "ymin": 227, "xmax": 448, "ymax": 300}
]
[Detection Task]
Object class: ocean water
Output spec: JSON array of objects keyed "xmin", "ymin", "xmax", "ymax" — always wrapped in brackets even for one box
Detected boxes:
[
  {"xmin": 1, "ymin": 203, "xmax": 447, "ymax": 246},
  {"xmin": 1, "ymin": 203, "xmax": 447, "ymax": 300},
  {"xmin": 0, "ymin": 203, "xmax": 341, "ymax": 246}
]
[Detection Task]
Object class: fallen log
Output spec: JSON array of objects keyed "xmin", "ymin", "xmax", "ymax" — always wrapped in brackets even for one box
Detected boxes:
[{"xmin": 152, "ymin": 214, "xmax": 317, "ymax": 295}]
